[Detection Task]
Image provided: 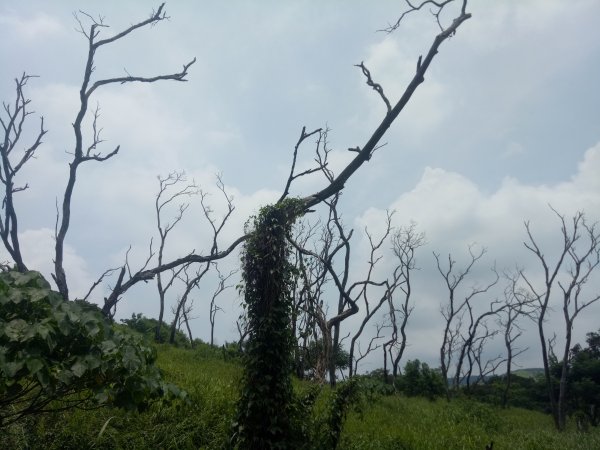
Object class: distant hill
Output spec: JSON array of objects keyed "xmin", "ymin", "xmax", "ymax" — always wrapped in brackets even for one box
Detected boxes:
[{"xmin": 512, "ymin": 368, "xmax": 545, "ymax": 379}]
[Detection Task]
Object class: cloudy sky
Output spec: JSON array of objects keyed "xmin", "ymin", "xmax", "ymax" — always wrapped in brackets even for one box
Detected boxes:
[{"xmin": 1, "ymin": 0, "xmax": 599, "ymax": 374}]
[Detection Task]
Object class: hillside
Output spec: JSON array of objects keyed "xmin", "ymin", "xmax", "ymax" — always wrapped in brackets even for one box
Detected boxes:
[{"xmin": 512, "ymin": 368, "xmax": 545, "ymax": 379}]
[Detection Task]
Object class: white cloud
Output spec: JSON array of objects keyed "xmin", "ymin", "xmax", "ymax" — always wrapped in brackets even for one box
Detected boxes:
[
  {"xmin": 348, "ymin": 141, "xmax": 600, "ymax": 371},
  {"xmin": 0, "ymin": 11, "xmax": 64, "ymax": 41},
  {"xmin": 0, "ymin": 227, "xmax": 95, "ymax": 301}
]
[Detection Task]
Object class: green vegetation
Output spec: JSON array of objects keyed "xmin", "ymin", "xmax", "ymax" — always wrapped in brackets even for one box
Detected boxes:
[
  {"xmin": 0, "ymin": 271, "xmax": 184, "ymax": 429},
  {"xmin": 2, "ymin": 341, "xmax": 599, "ymax": 449},
  {"xmin": 120, "ymin": 313, "xmax": 191, "ymax": 348},
  {"xmin": 233, "ymin": 201, "xmax": 301, "ymax": 448}
]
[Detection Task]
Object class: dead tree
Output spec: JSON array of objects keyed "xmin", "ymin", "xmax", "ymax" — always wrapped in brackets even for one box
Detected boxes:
[
  {"xmin": 0, "ymin": 73, "xmax": 46, "ymax": 272},
  {"xmin": 153, "ymin": 171, "xmax": 198, "ymax": 341},
  {"xmin": 52, "ymin": 4, "xmax": 195, "ymax": 301},
  {"xmin": 434, "ymin": 245, "xmax": 498, "ymax": 396},
  {"xmin": 167, "ymin": 176, "xmax": 234, "ymax": 344},
  {"xmin": 456, "ymin": 281, "xmax": 503, "ymax": 390},
  {"xmin": 521, "ymin": 208, "xmax": 600, "ymax": 430},
  {"xmin": 468, "ymin": 323, "xmax": 504, "ymax": 386},
  {"xmin": 384, "ymin": 222, "xmax": 426, "ymax": 379},
  {"xmin": 288, "ymin": 192, "xmax": 358, "ymax": 385},
  {"xmin": 353, "ymin": 322, "xmax": 387, "ymax": 376},
  {"xmin": 289, "ymin": 218, "xmax": 324, "ymax": 378},
  {"xmin": 209, "ymin": 264, "xmax": 237, "ymax": 346},
  {"xmin": 499, "ymin": 270, "xmax": 534, "ymax": 407},
  {"xmin": 348, "ymin": 211, "xmax": 402, "ymax": 378}
]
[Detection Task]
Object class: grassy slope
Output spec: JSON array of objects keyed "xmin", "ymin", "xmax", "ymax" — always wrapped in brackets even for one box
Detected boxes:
[{"xmin": 3, "ymin": 344, "xmax": 599, "ymax": 449}]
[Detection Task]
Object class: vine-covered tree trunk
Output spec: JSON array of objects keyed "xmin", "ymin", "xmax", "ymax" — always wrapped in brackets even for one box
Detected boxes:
[{"xmin": 233, "ymin": 201, "xmax": 301, "ymax": 449}]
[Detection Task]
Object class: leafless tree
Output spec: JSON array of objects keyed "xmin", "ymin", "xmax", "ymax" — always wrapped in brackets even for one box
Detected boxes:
[
  {"xmin": 288, "ymin": 192, "xmax": 358, "ymax": 385},
  {"xmin": 0, "ymin": 73, "xmax": 46, "ymax": 272},
  {"xmin": 521, "ymin": 208, "xmax": 600, "ymax": 430},
  {"xmin": 153, "ymin": 171, "xmax": 198, "ymax": 341},
  {"xmin": 209, "ymin": 264, "xmax": 237, "ymax": 346},
  {"xmin": 456, "ymin": 282, "xmax": 504, "ymax": 390},
  {"xmin": 168, "ymin": 263, "xmax": 207, "ymax": 344},
  {"xmin": 383, "ymin": 222, "xmax": 426, "ymax": 379},
  {"xmin": 434, "ymin": 245, "xmax": 499, "ymax": 396},
  {"xmin": 348, "ymin": 211, "xmax": 402, "ymax": 377},
  {"xmin": 52, "ymin": 4, "xmax": 196, "ymax": 301},
  {"xmin": 498, "ymin": 270, "xmax": 534, "ymax": 407},
  {"xmin": 468, "ymin": 323, "xmax": 504, "ymax": 386},
  {"xmin": 353, "ymin": 322, "xmax": 387, "ymax": 376}
]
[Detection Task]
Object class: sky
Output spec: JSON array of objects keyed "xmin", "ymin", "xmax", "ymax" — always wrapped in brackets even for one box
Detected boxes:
[{"xmin": 1, "ymin": 0, "xmax": 599, "ymax": 374}]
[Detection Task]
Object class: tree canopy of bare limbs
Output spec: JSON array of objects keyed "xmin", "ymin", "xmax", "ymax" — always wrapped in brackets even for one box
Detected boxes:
[
  {"xmin": 1, "ymin": 1, "xmax": 472, "ymax": 446},
  {"xmin": 521, "ymin": 208, "xmax": 600, "ymax": 430},
  {"xmin": 383, "ymin": 223, "xmax": 426, "ymax": 379},
  {"xmin": 434, "ymin": 245, "xmax": 501, "ymax": 398}
]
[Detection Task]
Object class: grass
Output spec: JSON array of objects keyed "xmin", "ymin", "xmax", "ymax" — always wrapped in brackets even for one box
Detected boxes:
[
  {"xmin": 340, "ymin": 396, "xmax": 600, "ymax": 449},
  {"xmin": 2, "ymin": 343, "xmax": 599, "ymax": 449}
]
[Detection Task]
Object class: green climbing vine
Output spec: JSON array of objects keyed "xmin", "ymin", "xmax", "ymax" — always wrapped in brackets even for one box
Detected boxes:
[{"xmin": 232, "ymin": 198, "xmax": 304, "ymax": 449}]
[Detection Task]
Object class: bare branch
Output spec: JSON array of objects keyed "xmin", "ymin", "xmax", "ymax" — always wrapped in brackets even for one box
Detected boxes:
[
  {"xmin": 381, "ymin": 0, "xmax": 455, "ymax": 34},
  {"xmin": 0, "ymin": 73, "xmax": 47, "ymax": 271},
  {"xmin": 278, "ymin": 126, "xmax": 323, "ymax": 203},
  {"xmin": 355, "ymin": 62, "xmax": 391, "ymax": 113}
]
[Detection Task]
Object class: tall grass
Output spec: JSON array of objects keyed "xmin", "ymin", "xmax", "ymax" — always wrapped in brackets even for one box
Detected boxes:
[
  {"xmin": 2, "ymin": 343, "xmax": 598, "ymax": 449},
  {"xmin": 340, "ymin": 395, "xmax": 600, "ymax": 449}
]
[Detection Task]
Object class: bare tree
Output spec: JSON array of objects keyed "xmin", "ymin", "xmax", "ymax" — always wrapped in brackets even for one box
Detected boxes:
[
  {"xmin": 434, "ymin": 245, "xmax": 499, "ymax": 396},
  {"xmin": 288, "ymin": 193, "xmax": 359, "ymax": 385},
  {"xmin": 521, "ymin": 209, "xmax": 600, "ymax": 430},
  {"xmin": 384, "ymin": 222, "xmax": 426, "ymax": 378},
  {"xmin": 0, "ymin": 74, "xmax": 46, "ymax": 272},
  {"xmin": 51, "ymin": 4, "xmax": 195, "ymax": 301},
  {"xmin": 498, "ymin": 271, "xmax": 534, "ymax": 408},
  {"xmin": 209, "ymin": 264, "xmax": 237, "ymax": 346},
  {"xmin": 153, "ymin": 171, "xmax": 198, "ymax": 341},
  {"xmin": 457, "ymin": 282, "xmax": 504, "ymax": 390},
  {"xmin": 353, "ymin": 322, "xmax": 387, "ymax": 376},
  {"xmin": 348, "ymin": 211, "xmax": 402, "ymax": 377},
  {"xmin": 468, "ymin": 323, "xmax": 504, "ymax": 386}
]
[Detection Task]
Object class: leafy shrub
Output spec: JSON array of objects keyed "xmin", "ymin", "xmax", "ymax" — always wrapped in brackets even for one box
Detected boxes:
[
  {"xmin": 121, "ymin": 312, "xmax": 190, "ymax": 347},
  {"xmin": 0, "ymin": 270, "xmax": 185, "ymax": 427},
  {"xmin": 297, "ymin": 339, "xmax": 350, "ymax": 378},
  {"xmin": 398, "ymin": 359, "xmax": 445, "ymax": 400}
]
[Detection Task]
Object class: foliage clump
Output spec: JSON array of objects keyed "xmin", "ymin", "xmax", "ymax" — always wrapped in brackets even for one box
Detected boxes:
[
  {"xmin": 398, "ymin": 359, "xmax": 446, "ymax": 400},
  {"xmin": 121, "ymin": 312, "xmax": 190, "ymax": 347},
  {"xmin": 0, "ymin": 270, "xmax": 185, "ymax": 428}
]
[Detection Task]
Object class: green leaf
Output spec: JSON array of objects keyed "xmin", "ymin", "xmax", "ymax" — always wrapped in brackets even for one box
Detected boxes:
[
  {"xmin": 84, "ymin": 320, "xmax": 101, "ymax": 337},
  {"xmin": 25, "ymin": 357, "xmax": 44, "ymax": 375},
  {"xmin": 4, "ymin": 319, "xmax": 28, "ymax": 341},
  {"xmin": 71, "ymin": 360, "xmax": 87, "ymax": 378},
  {"xmin": 56, "ymin": 369, "xmax": 73, "ymax": 385},
  {"xmin": 101, "ymin": 340, "xmax": 117, "ymax": 353},
  {"xmin": 3, "ymin": 360, "xmax": 24, "ymax": 377}
]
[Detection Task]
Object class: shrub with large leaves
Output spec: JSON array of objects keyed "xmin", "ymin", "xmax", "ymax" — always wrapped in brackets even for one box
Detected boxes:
[{"xmin": 0, "ymin": 270, "xmax": 185, "ymax": 427}]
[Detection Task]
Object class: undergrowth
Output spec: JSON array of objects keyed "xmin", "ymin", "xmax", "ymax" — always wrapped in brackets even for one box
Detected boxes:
[{"xmin": 2, "ymin": 343, "xmax": 599, "ymax": 449}]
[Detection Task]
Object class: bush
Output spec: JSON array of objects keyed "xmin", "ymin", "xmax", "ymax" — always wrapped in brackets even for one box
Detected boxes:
[
  {"xmin": 398, "ymin": 359, "xmax": 445, "ymax": 400},
  {"xmin": 120, "ymin": 312, "xmax": 190, "ymax": 347},
  {"xmin": 0, "ymin": 270, "xmax": 185, "ymax": 427}
]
